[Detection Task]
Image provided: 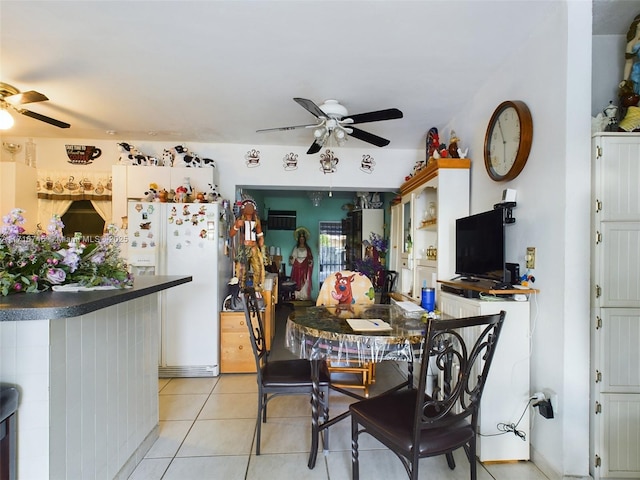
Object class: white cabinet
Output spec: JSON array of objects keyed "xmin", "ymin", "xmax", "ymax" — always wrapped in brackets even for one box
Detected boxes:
[
  {"xmin": 389, "ymin": 202, "xmax": 403, "ymax": 274},
  {"xmin": 439, "ymin": 291, "xmax": 531, "ymax": 462},
  {"xmin": 0, "ymin": 162, "xmax": 38, "ymax": 232},
  {"xmin": 111, "ymin": 165, "xmax": 218, "ymax": 230},
  {"xmin": 591, "ymin": 133, "xmax": 640, "ymax": 479},
  {"xmin": 393, "ymin": 159, "xmax": 470, "ymax": 302}
]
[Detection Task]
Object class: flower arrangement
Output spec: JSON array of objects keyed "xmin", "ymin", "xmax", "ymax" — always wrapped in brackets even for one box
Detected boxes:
[
  {"xmin": 353, "ymin": 232, "xmax": 389, "ymax": 289},
  {"xmin": 0, "ymin": 209, "xmax": 133, "ymax": 295},
  {"xmin": 368, "ymin": 232, "xmax": 388, "ymax": 258}
]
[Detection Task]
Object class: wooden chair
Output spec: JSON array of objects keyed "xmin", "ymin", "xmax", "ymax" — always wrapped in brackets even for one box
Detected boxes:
[
  {"xmin": 315, "ymin": 270, "xmax": 377, "ymax": 396},
  {"xmin": 350, "ymin": 311, "xmax": 506, "ymax": 480},
  {"xmin": 241, "ymin": 288, "xmax": 330, "ymax": 455}
]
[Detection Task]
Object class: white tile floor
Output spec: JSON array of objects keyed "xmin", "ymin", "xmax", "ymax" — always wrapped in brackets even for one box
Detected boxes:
[{"xmin": 128, "ymin": 364, "xmax": 551, "ymax": 480}]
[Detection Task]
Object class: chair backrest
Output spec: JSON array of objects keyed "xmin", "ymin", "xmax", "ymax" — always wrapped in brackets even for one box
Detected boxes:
[
  {"xmin": 316, "ymin": 270, "xmax": 375, "ymax": 306},
  {"xmin": 414, "ymin": 311, "xmax": 506, "ymax": 436},
  {"xmin": 241, "ymin": 289, "xmax": 268, "ymax": 372},
  {"xmin": 379, "ymin": 270, "xmax": 398, "ymax": 304}
]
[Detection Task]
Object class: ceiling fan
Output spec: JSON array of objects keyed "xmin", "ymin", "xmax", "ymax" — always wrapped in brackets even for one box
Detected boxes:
[
  {"xmin": 0, "ymin": 82, "xmax": 71, "ymax": 129},
  {"xmin": 257, "ymin": 98, "xmax": 403, "ymax": 154}
]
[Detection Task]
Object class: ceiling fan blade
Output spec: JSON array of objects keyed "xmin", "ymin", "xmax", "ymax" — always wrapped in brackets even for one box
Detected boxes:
[
  {"xmin": 294, "ymin": 98, "xmax": 328, "ymax": 118},
  {"xmin": 307, "ymin": 140, "xmax": 323, "ymax": 155},
  {"xmin": 348, "ymin": 126, "xmax": 390, "ymax": 147},
  {"xmin": 257, "ymin": 123, "xmax": 318, "ymax": 133},
  {"xmin": 345, "ymin": 108, "xmax": 403, "ymax": 125},
  {"xmin": 5, "ymin": 90, "xmax": 49, "ymax": 105},
  {"xmin": 16, "ymin": 108, "xmax": 71, "ymax": 128}
]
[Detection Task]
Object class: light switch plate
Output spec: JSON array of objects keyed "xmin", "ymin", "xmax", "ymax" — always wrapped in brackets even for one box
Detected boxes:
[{"xmin": 526, "ymin": 247, "xmax": 536, "ymax": 269}]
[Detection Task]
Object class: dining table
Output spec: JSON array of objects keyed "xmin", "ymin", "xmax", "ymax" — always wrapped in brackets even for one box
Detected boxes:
[{"xmin": 285, "ymin": 303, "xmax": 427, "ymax": 469}]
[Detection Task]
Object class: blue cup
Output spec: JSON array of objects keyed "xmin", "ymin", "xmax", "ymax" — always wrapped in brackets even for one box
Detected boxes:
[{"xmin": 421, "ymin": 287, "xmax": 435, "ymax": 311}]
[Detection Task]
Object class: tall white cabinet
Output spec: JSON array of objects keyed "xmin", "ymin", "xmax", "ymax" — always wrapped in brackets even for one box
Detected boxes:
[
  {"xmin": 390, "ymin": 159, "xmax": 470, "ymax": 303},
  {"xmin": 591, "ymin": 133, "xmax": 640, "ymax": 479}
]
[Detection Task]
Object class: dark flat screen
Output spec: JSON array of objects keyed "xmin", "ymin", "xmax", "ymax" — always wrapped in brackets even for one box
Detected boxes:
[{"xmin": 455, "ymin": 209, "xmax": 505, "ymax": 282}]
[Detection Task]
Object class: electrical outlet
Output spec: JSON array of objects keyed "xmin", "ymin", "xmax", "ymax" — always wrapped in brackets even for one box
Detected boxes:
[{"xmin": 526, "ymin": 247, "xmax": 536, "ymax": 269}]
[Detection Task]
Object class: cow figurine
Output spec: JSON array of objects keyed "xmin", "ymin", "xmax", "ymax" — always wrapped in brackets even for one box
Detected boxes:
[
  {"xmin": 207, "ymin": 183, "xmax": 220, "ymax": 203},
  {"xmin": 162, "ymin": 149, "xmax": 175, "ymax": 167},
  {"xmin": 118, "ymin": 142, "xmax": 150, "ymax": 166},
  {"xmin": 170, "ymin": 145, "xmax": 216, "ymax": 168}
]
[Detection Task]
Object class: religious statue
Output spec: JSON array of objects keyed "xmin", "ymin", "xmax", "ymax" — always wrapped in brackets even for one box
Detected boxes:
[{"xmin": 289, "ymin": 226, "xmax": 313, "ymax": 300}]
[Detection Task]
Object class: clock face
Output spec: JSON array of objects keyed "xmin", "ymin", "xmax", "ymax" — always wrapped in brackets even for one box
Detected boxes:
[
  {"xmin": 484, "ymin": 100, "xmax": 533, "ymax": 181},
  {"xmin": 488, "ymin": 106, "xmax": 520, "ymax": 176}
]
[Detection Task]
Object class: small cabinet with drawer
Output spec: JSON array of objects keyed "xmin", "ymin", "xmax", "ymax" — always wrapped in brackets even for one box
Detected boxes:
[
  {"xmin": 219, "ymin": 286, "xmax": 276, "ymax": 373},
  {"xmin": 220, "ymin": 311, "xmax": 257, "ymax": 373}
]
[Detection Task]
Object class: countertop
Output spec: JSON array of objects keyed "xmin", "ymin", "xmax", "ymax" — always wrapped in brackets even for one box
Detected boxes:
[{"xmin": 0, "ymin": 275, "xmax": 192, "ymax": 321}]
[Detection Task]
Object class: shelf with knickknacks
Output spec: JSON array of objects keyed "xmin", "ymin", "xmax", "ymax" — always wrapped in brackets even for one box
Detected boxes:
[{"xmin": 419, "ymin": 201, "xmax": 437, "ymax": 229}]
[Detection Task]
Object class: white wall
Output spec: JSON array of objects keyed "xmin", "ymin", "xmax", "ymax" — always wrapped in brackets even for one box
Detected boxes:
[
  {"xmin": 445, "ymin": 2, "xmax": 591, "ymax": 478},
  {"xmin": 0, "ymin": 137, "xmax": 421, "ymax": 203},
  {"xmin": 592, "ymin": 35, "xmax": 627, "ymax": 117}
]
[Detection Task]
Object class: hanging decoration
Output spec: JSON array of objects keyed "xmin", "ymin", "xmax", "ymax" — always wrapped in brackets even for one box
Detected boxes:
[
  {"xmin": 245, "ymin": 149, "xmax": 260, "ymax": 167},
  {"xmin": 319, "ymin": 149, "xmax": 339, "ymax": 174},
  {"xmin": 283, "ymin": 152, "xmax": 298, "ymax": 171},
  {"xmin": 308, "ymin": 191, "xmax": 324, "ymax": 207},
  {"xmin": 360, "ymin": 154, "xmax": 375, "ymax": 173},
  {"xmin": 37, "ymin": 170, "xmax": 112, "ymax": 200}
]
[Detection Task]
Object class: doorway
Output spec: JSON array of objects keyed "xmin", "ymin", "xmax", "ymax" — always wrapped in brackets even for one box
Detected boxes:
[{"xmin": 318, "ymin": 221, "xmax": 346, "ymax": 287}]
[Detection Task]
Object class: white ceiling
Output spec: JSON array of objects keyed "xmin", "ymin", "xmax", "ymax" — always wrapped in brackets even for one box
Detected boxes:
[{"xmin": 1, "ymin": 1, "xmax": 638, "ymax": 152}]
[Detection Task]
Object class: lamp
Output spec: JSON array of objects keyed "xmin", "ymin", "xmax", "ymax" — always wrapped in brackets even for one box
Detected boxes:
[
  {"xmin": 308, "ymin": 191, "xmax": 324, "ymax": 207},
  {"xmin": 333, "ymin": 126, "xmax": 347, "ymax": 146},
  {"xmin": 0, "ymin": 105, "xmax": 14, "ymax": 130},
  {"xmin": 314, "ymin": 126, "xmax": 326, "ymax": 139}
]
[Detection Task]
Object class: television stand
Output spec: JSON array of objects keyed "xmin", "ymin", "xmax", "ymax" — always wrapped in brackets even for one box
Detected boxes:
[{"xmin": 438, "ymin": 279, "xmax": 539, "ymax": 296}]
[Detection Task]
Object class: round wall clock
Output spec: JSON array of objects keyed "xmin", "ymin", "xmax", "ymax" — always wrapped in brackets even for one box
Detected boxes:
[{"xmin": 483, "ymin": 100, "xmax": 533, "ymax": 181}]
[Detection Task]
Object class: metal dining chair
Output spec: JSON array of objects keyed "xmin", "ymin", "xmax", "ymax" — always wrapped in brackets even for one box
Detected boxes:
[
  {"xmin": 350, "ymin": 311, "xmax": 506, "ymax": 480},
  {"xmin": 379, "ymin": 270, "xmax": 398, "ymax": 304},
  {"xmin": 241, "ymin": 288, "xmax": 331, "ymax": 455}
]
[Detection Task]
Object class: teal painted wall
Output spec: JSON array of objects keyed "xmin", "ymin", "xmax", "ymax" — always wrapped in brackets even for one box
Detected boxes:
[{"xmin": 241, "ymin": 191, "xmax": 396, "ymax": 300}]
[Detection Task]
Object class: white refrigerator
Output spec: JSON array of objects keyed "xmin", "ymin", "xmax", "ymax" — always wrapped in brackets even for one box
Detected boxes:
[{"xmin": 127, "ymin": 200, "xmax": 232, "ymax": 377}]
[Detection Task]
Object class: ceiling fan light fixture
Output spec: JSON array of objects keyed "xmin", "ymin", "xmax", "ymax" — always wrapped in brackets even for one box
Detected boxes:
[
  {"xmin": 0, "ymin": 106, "xmax": 14, "ymax": 130},
  {"xmin": 314, "ymin": 126, "xmax": 326, "ymax": 139}
]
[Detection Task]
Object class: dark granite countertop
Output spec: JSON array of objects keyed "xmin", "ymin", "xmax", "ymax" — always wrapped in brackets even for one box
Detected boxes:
[{"xmin": 0, "ymin": 275, "xmax": 192, "ymax": 321}]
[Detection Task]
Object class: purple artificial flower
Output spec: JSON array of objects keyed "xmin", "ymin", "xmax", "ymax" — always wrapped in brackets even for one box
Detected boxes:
[
  {"xmin": 90, "ymin": 251, "xmax": 106, "ymax": 264},
  {"xmin": 46, "ymin": 268, "xmax": 67, "ymax": 285},
  {"xmin": 58, "ymin": 249, "xmax": 81, "ymax": 272}
]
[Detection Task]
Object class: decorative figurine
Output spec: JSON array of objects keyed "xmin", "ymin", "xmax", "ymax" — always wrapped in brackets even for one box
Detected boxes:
[
  {"xmin": 289, "ymin": 227, "xmax": 313, "ymax": 301},
  {"xmin": 229, "ymin": 198, "xmax": 266, "ymax": 291},
  {"xmin": 448, "ymin": 130, "xmax": 461, "ymax": 158},
  {"xmin": 426, "ymin": 127, "xmax": 439, "ymax": 161}
]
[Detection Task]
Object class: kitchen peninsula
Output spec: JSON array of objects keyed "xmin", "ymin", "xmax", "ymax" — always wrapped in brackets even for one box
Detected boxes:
[{"xmin": 0, "ymin": 275, "xmax": 191, "ymax": 479}]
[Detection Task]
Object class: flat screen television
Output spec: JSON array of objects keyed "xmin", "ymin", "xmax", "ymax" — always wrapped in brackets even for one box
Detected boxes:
[{"xmin": 455, "ymin": 209, "xmax": 505, "ymax": 283}]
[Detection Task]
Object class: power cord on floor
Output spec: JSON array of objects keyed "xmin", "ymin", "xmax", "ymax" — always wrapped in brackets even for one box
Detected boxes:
[{"xmin": 479, "ymin": 398, "xmax": 534, "ymax": 441}]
